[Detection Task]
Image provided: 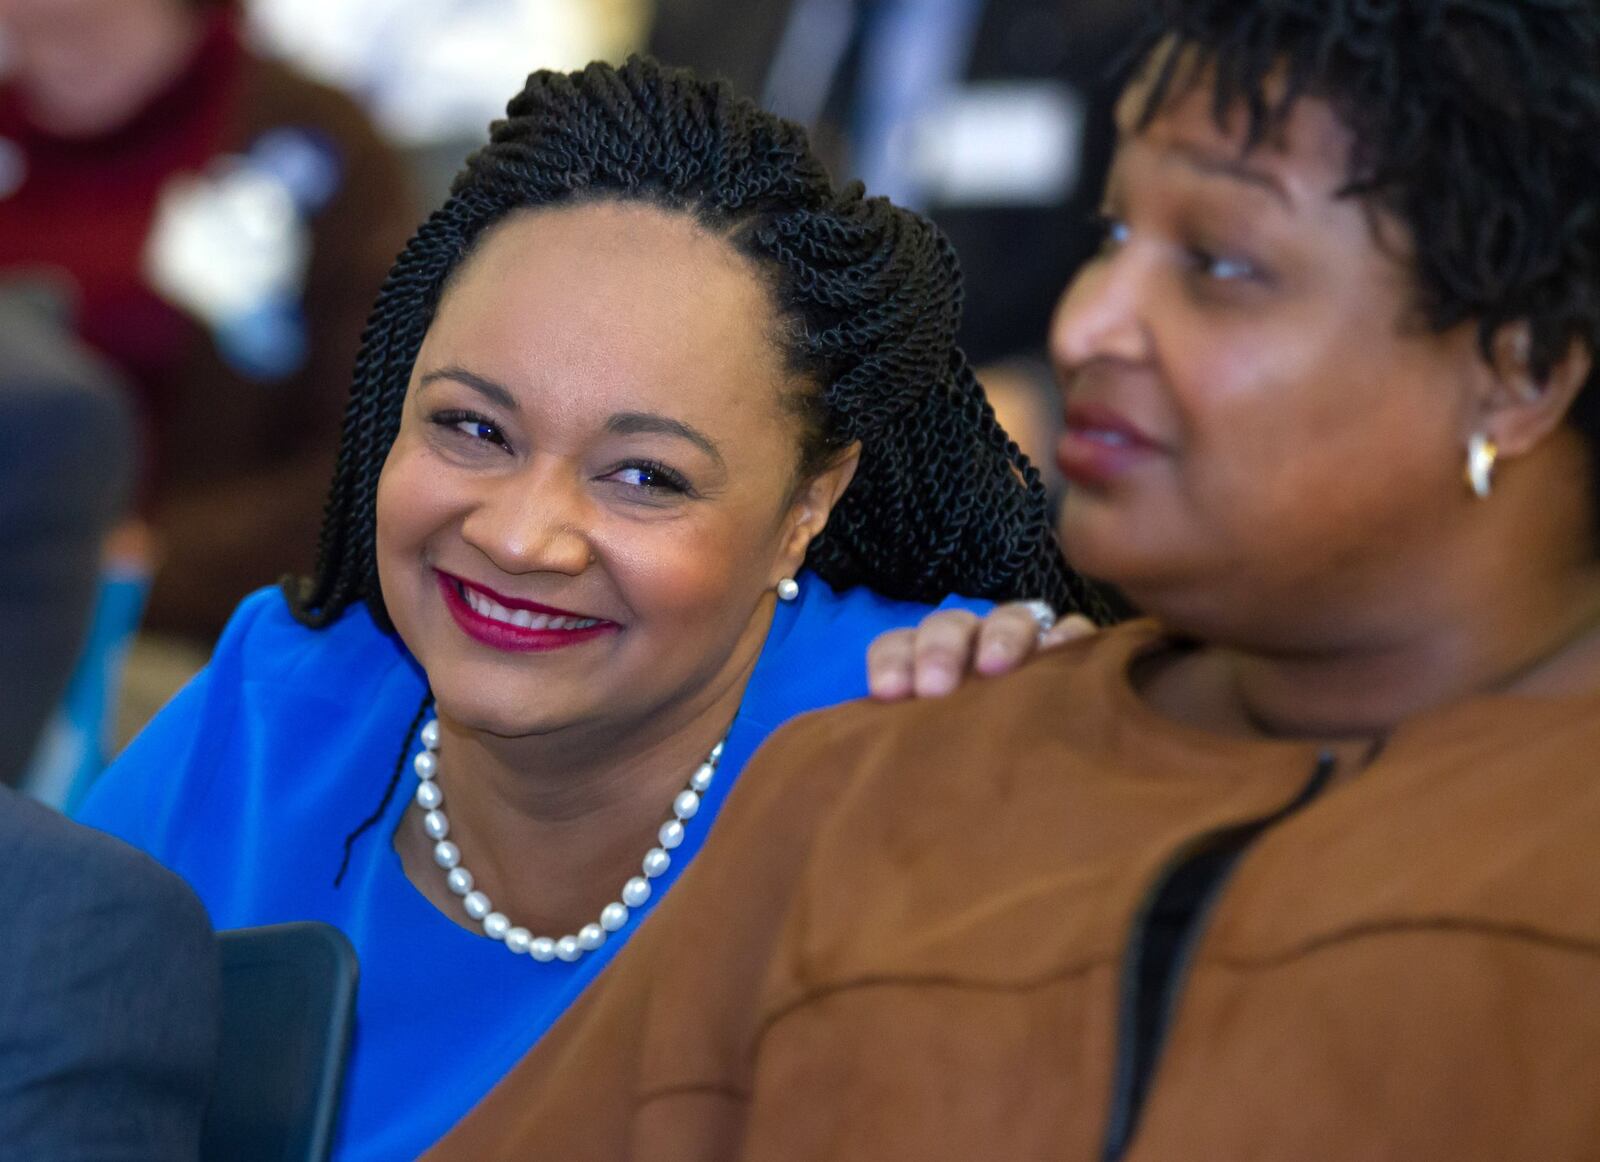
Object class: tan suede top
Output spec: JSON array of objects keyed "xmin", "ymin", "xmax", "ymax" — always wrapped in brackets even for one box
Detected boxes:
[{"xmin": 428, "ymin": 620, "xmax": 1600, "ymax": 1162}]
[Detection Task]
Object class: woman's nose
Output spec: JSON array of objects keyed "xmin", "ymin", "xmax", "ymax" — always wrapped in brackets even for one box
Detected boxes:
[
  {"xmin": 1048, "ymin": 250, "xmax": 1152, "ymax": 375},
  {"xmin": 459, "ymin": 463, "xmax": 594, "ymax": 577}
]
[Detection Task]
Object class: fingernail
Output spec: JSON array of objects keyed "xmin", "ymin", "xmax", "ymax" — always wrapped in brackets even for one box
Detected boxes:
[{"xmin": 869, "ymin": 674, "xmax": 907, "ymax": 700}]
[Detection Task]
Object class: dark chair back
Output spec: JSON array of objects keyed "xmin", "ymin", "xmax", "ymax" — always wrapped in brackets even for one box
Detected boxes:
[{"xmin": 202, "ymin": 922, "xmax": 359, "ymax": 1162}]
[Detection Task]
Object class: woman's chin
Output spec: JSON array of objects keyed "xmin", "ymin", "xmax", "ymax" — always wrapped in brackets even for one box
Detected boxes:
[
  {"xmin": 429, "ymin": 688, "xmax": 572, "ymax": 742},
  {"xmin": 1058, "ymin": 508, "xmax": 1149, "ymax": 596}
]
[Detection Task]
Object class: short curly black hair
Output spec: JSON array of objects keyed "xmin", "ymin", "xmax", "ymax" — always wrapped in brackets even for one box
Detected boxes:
[
  {"xmin": 1130, "ymin": 0, "xmax": 1600, "ymax": 438},
  {"xmin": 287, "ymin": 55, "xmax": 1107, "ymax": 630}
]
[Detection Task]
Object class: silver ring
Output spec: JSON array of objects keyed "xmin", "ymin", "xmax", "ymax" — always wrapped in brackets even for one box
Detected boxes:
[{"xmin": 1018, "ymin": 599, "xmax": 1057, "ymax": 639}]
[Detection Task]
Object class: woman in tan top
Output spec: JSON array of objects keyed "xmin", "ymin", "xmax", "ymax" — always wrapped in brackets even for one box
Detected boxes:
[{"xmin": 430, "ymin": 2, "xmax": 1600, "ymax": 1159}]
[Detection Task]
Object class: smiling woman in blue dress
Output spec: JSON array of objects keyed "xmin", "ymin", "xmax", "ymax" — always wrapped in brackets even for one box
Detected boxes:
[{"xmin": 74, "ymin": 57, "xmax": 1102, "ymax": 1159}]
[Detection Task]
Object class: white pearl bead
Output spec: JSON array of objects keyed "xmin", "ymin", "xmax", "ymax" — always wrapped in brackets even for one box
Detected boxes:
[{"xmin": 419, "ymin": 726, "xmax": 731, "ymax": 964}]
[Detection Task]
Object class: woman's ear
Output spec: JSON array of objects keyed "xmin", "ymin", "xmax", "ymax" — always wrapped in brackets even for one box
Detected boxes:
[
  {"xmin": 775, "ymin": 441, "xmax": 862, "ymax": 579},
  {"xmin": 1480, "ymin": 321, "xmax": 1593, "ymax": 457}
]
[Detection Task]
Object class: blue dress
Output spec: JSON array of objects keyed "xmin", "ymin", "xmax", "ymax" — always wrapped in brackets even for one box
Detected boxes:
[{"xmin": 77, "ymin": 574, "xmax": 988, "ymax": 1160}]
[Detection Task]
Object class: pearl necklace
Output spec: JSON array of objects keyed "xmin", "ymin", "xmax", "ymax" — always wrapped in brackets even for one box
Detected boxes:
[{"xmin": 412, "ymin": 718, "xmax": 725, "ymax": 963}]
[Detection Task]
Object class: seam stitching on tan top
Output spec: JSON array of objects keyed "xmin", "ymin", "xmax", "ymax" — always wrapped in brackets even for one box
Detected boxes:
[
  {"xmin": 757, "ymin": 955, "xmax": 1114, "ymax": 1045},
  {"xmin": 1204, "ymin": 915, "xmax": 1600, "ymax": 968},
  {"xmin": 638, "ymin": 1081, "xmax": 752, "ymax": 1106}
]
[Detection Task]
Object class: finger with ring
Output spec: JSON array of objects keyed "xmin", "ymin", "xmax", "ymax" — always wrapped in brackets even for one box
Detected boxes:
[{"xmin": 1019, "ymin": 599, "xmax": 1057, "ymax": 639}]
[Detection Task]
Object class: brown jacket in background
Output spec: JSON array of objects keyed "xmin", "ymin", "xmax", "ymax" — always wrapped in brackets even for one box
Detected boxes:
[
  {"xmin": 145, "ymin": 48, "xmax": 415, "ymax": 641},
  {"xmin": 430, "ymin": 621, "xmax": 1600, "ymax": 1161}
]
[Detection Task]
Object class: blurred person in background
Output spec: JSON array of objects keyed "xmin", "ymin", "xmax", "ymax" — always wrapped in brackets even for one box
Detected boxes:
[
  {"xmin": 0, "ymin": 0, "xmax": 415, "ymax": 663},
  {"xmin": 650, "ymin": 0, "xmax": 1144, "ymax": 503},
  {"xmin": 0, "ymin": 288, "xmax": 132, "ymax": 787},
  {"xmin": 0, "ymin": 294, "xmax": 219, "ymax": 1148}
]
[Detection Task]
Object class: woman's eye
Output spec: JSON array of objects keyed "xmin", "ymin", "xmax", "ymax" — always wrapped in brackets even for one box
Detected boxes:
[
  {"xmin": 608, "ymin": 461, "xmax": 691, "ymax": 495},
  {"xmin": 1191, "ymin": 246, "xmax": 1260, "ymax": 283},
  {"xmin": 431, "ymin": 411, "xmax": 509, "ymax": 450},
  {"xmin": 1094, "ymin": 214, "xmax": 1130, "ymax": 255}
]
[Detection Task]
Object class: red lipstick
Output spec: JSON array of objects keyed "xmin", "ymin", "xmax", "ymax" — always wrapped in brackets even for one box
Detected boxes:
[
  {"xmin": 435, "ymin": 571, "xmax": 618, "ymax": 653},
  {"xmin": 1057, "ymin": 401, "xmax": 1165, "ymax": 488}
]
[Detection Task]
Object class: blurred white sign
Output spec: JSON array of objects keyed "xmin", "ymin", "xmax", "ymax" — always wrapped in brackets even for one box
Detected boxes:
[
  {"xmin": 244, "ymin": 0, "xmax": 635, "ymax": 145},
  {"xmin": 910, "ymin": 81, "xmax": 1085, "ymax": 208}
]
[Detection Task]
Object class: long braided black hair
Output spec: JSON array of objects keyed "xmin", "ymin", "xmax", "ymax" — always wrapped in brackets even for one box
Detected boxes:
[
  {"xmin": 286, "ymin": 56, "xmax": 1106, "ymax": 634},
  {"xmin": 1128, "ymin": 0, "xmax": 1600, "ymax": 456}
]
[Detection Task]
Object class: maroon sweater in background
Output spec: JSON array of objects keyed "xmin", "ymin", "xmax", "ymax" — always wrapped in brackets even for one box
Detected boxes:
[
  {"xmin": 0, "ymin": 12, "xmax": 415, "ymax": 641},
  {"xmin": 0, "ymin": 12, "xmax": 241, "ymax": 498}
]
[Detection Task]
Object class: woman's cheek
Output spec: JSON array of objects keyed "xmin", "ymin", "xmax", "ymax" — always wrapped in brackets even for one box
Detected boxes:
[{"xmin": 598, "ymin": 516, "xmax": 770, "ymax": 624}]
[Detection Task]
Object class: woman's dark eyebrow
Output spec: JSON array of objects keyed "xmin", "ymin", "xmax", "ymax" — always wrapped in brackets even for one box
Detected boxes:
[
  {"xmin": 418, "ymin": 366, "xmax": 519, "ymax": 411},
  {"xmin": 607, "ymin": 411, "xmax": 724, "ymax": 466},
  {"xmin": 1169, "ymin": 142, "xmax": 1292, "ymax": 208}
]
